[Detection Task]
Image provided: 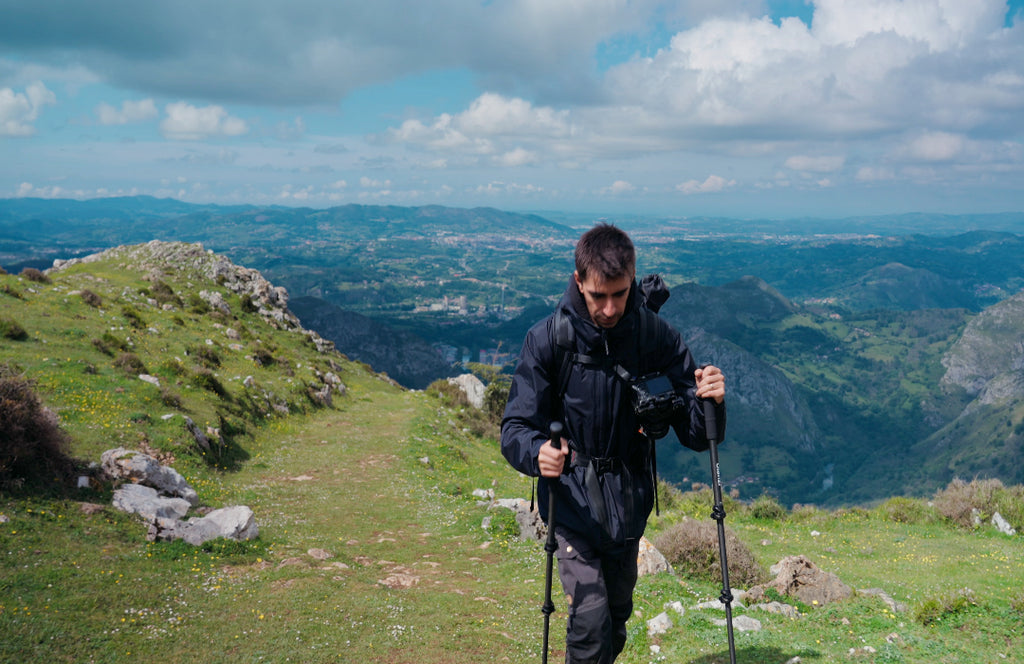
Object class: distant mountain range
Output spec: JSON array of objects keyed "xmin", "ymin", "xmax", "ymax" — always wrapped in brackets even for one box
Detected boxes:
[{"xmin": 3, "ymin": 196, "xmax": 1024, "ymax": 507}]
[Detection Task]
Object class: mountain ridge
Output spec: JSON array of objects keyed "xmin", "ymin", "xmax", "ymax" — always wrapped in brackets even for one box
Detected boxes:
[{"xmin": 4, "ymin": 198, "xmax": 1024, "ymax": 507}]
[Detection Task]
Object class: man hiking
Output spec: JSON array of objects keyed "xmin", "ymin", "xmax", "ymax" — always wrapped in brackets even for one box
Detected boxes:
[{"xmin": 501, "ymin": 223, "xmax": 726, "ymax": 663}]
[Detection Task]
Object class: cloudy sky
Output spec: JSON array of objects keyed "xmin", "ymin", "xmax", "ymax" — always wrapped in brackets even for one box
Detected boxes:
[{"xmin": 2, "ymin": 0, "xmax": 1023, "ymax": 219}]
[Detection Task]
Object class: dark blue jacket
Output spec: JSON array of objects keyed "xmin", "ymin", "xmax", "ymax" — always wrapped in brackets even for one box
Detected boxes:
[{"xmin": 501, "ymin": 277, "xmax": 720, "ymax": 551}]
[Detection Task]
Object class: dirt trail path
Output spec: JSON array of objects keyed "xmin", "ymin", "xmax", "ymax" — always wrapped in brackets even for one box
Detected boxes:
[{"xmin": 224, "ymin": 382, "xmax": 542, "ymax": 663}]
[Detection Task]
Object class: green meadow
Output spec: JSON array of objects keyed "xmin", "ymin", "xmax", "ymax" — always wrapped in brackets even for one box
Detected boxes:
[{"xmin": 2, "ymin": 247, "xmax": 1023, "ymax": 663}]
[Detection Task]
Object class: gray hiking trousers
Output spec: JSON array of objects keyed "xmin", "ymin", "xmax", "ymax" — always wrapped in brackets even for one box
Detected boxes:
[{"xmin": 555, "ymin": 528, "xmax": 641, "ymax": 664}]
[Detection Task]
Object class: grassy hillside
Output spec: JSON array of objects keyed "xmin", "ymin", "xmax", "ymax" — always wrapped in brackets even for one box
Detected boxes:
[{"xmin": 2, "ymin": 244, "xmax": 1023, "ymax": 663}]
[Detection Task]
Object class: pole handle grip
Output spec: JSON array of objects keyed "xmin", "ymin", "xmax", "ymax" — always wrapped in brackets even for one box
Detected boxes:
[
  {"xmin": 702, "ymin": 399, "xmax": 718, "ymax": 443},
  {"xmin": 549, "ymin": 421, "xmax": 563, "ymax": 451}
]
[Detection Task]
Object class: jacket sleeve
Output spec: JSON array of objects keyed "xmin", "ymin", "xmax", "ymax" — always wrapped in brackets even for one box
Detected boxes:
[
  {"xmin": 500, "ymin": 318, "xmax": 557, "ymax": 477},
  {"xmin": 663, "ymin": 325, "xmax": 726, "ymax": 452}
]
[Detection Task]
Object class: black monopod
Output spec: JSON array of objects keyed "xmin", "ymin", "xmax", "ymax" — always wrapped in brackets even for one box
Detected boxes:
[
  {"xmin": 704, "ymin": 399, "xmax": 737, "ymax": 664},
  {"xmin": 541, "ymin": 421, "xmax": 563, "ymax": 664}
]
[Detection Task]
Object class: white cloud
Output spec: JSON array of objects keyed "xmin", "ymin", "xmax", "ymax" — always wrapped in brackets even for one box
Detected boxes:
[
  {"xmin": 675, "ymin": 174, "xmax": 735, "ymax": 195},
  {"xmin": 456, "ymin": 93, "xmax": 571, "ymax": 138},
  {"xmin": 360, "ymin": 176, "xmax": 392, "ymax": 188},
  {"xmin": 388, "ymin": 93, "xmax": 571, "ymax": 159},
  {"xmin": 601, "ymin": 0, "xmax": 1024, "ymax": 143},
  {"xmin": 160, "ymin": 102, "xmax": 248, "ymax": 141},
  {"xmin": 497, "ymin": 147, "xmax": 537, "ymax": 167},
  {"xmin": 96, "ymin": 98, "xmax": 157, "ymax": 125},
  {"xmin": 0, "ymin": 82, "xmax": 55, "ymax": 136},
  {"xmin": 785, "ymin": 155, "xmax": 846, "ymax": 173},
  {"xmin": 811, "ymin": 0, "xmax": 1005, "ymax": 50},
  {"xmin": 902, "ymin": 131, "xmax": 966, "ymax": 162},
  {"xmin": 604, "ymin": 180, "xmax": 636, "ymax": 195}
]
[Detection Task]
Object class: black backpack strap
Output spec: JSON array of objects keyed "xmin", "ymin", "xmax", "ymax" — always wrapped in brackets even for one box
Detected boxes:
[
  {"xmin": 553, "ymin": 309, "xmax": 574, "ymax": 402},
  {"xmin": 553, "ymin": 309, "xmax": 603, "ymax": 399}
]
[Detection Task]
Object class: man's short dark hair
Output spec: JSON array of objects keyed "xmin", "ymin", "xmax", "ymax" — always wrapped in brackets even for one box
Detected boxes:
[{"xmin": 575, "ymin": 223, "xmax": 636, "ymax": 281}]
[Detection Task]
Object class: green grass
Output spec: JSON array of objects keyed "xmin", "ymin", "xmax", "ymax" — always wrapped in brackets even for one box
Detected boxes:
[{"xmin": 2, "ymin": 245, "xmax": 1023, "ymax": 663}]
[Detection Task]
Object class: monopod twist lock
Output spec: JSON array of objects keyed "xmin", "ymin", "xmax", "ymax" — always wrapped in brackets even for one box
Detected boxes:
[
  {"xmin": 541, "ymin": 421, "xmax": 563, "ymax": 664},
  {"xmin": 704, "ymin": 399, "xmax": 737, "ymax": 664}
]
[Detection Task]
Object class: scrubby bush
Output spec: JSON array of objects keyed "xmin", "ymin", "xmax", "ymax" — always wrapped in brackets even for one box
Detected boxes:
[
  {"xmin": 427, "ymin": 378, "xmax": 470, "ymax": 409},
  {"xmin": 240, "ymin": 293, "xmax": 259, "ymax": 313},
  {"xmin": 876, "ymin": 495, "xmax": 933, "ymax": 524},
  {"xmin": 1, "ymin": 283, "xmax": 23, "ymax": 299},
  {"xmin": 932, "ymin": 477, "xmax": 1023, "ymax": 529},
  {"xmin": 914, "ymin": 587, "xmax": 979, "ymax": 626},
  {"xmin": 80, "ymin": 289, "xmax": 103, "ymax": 307},
  {"xmin": 0, "ymin": 317, "xmax": 29, "ymax": 341},
  {"xmin": 252, "ymin": 348, "xmax": 275, "ymax": 367},
  {"xmin": 748, "ymin": 493, "xmax": 788, "ymax": 520},
  {"xmin": 483, "ymin": 375, "xmax": 511, "ymax": 423},
  {"xmin": 187, "ymin": 344, "xmax": 222, "ymax": 368},
  {"xmin": 113, "ymin": 352, "xmax": 148, "ymax": 376},
  {"xmin": 191, "ymin": 368, "xmax": 228, "ymax": 398},
  {"xmin": 19, "ymin": 267, "xmax": 49, "ymax": 283},
  {"xmin": 120, "ymin": 305, "xmax": 146, "ymax": 329},
  {"xmin": 657, "ymin": 486, "xmax": 742, "ymax": 521},
  {"xmin": 653, "ymin": 518, "xmax": 766, "ymax": 587},
  {"xmin": 158, "ymin": 358, "xmax": 188, "ymax": 377},
  {"xmin": 187, "ymin": 293, "xmax": 211, "ymax": 314},
  {"xmin": 160, "ymin": 388, "xmax": 183, "ymax": 409},
  {"xmin": 1011, "ymin": 591, "xmax": 1024, "ymax": 616},
  {"xmin": 147, "ymin": 280, "xmax": 182, "ymax": 307},
  {"xmin": 0, "ymin": 370, "xmax": 75, "ymax": 489},
  {"xmin": 92, "ymin": 332, "xmax": 129, "ymax": 356}
]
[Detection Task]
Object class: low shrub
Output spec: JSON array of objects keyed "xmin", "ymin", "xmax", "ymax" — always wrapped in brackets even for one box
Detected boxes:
[
  {"xmin": 658, "ymin": 486, "xmax": 742, "ymax": 521},
  {"xmin": 252, "ymin": 348, "xmax": 275, "ymax": 367},
  {"xmin": 147, "ymin": 280, "xmax": 182, "ymax": 307},
  {"xmin": 192, "ymin": 368, "xmax": 228, "ymax": 398},
  {"xmin": 876, "ymin": 495, "xmax": 933, "ymax": 524},
  {"xmin": 1, "ymin": 284, "xmax": 23, "ymax": 299},
  {"xmin": 0, "ymin": 317, "xmax": 29, "ymax": 341},
  {"xmin": 483, "ymin": 375, "xmax": 512, "ymax": 423},
  {"xmin": 113, "ymin": 352, "xmax": 148, "ymax": 376},
  {"xmin": 92, "ymin": 332, "xmax": 128, "ymax": 356},
  {"xmin": 121, "ymin": 305, "xmax": 146, "ymax": 329},
  {"xmin": 80, "ymin": 289, "xmax": 103, "ymax": 307},
  {"xmin": 19, "ymin": 267, "xmax": 49, "ymax": 283},
  {"xmin": 187, "ymin": 293, "xmax": 211, "ymax": 314},
  {"xmin": 240, "ymin": 293, "xmax": 259, "ymax": 313},
  {"xmin": 748, "ymin": 493, "xmax": 788, "ymax": 520},
  {"xmin": 427, "ymin": 378, "xmax": 470, "ymax": 408},
  {"xmin": 933, "ymin": 477, "xmax": 1014, "ymax": 529},
  {"xmin": 0, "ymin": 371, "xmax": 76, "ymax": 489},
  {"xmin": 187, "ymin": 344, "xmax": 222, "ymax": 368},
  {"xmin": 160, "ymin": 388, "xmax": 184, "ymax": 409},
  {"xmin": 653, "ymin": 517, "xmax": 766, "ymax": 587},
  {"xmin": 914, "ymin": 587, "xmax": 979, "ymax": 626},
  {"xmin": 1011, "ymin": 591, "xmax": 1024, "ymax": 616}
]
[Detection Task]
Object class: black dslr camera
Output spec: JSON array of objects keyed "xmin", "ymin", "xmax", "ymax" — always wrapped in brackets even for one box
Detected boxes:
[{"xmin": 631, "ymin": 373, "xmax": 684, "ymax": 440}]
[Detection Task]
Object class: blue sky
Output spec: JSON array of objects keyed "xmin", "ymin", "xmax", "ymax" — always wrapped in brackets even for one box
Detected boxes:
[{"xmin": 2, "ymin": 0, "xmax": 1023, "ymax": 219}]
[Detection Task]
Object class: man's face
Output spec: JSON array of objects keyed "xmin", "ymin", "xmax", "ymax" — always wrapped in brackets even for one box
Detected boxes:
[{"xmin": 574, "ymin": 270, "xmax": 633, "ymax": 329}]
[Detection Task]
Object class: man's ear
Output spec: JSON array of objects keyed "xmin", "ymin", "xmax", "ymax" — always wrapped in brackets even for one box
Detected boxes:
[{"xmin": 573, "ymin": 270, "xmax": 583, "ymax": 292}]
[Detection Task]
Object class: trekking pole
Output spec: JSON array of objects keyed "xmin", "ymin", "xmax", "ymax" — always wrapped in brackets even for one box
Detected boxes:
[
  {"xmin": 704, "ymin": 399, "xmax": 737, "ymax": 664},
  {"xmin": 541, "ymin": 421, "xmax": 563, "ymax": 664}
]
